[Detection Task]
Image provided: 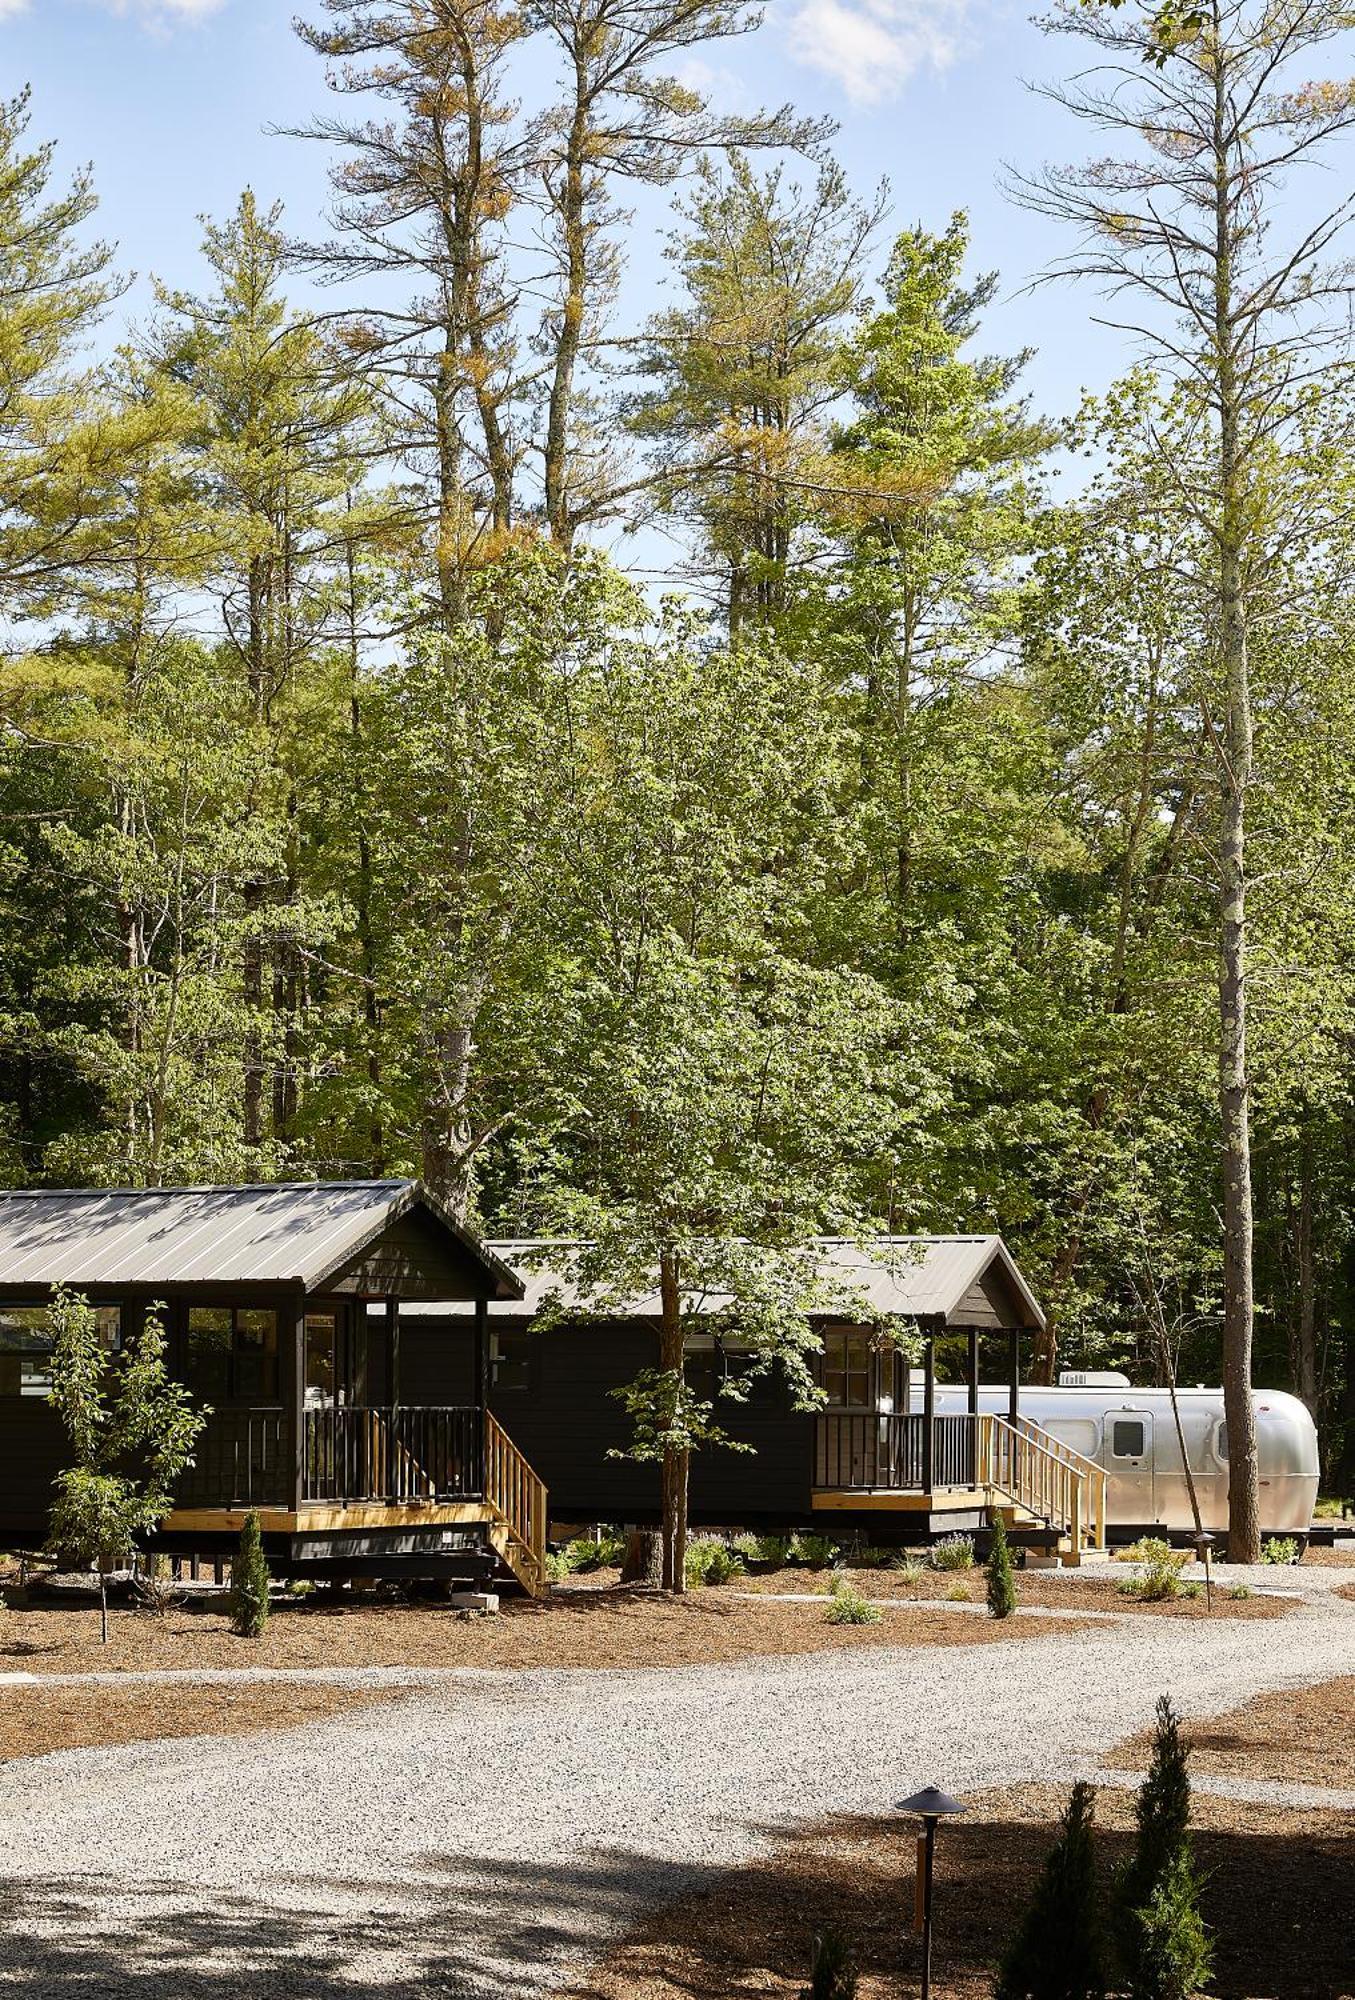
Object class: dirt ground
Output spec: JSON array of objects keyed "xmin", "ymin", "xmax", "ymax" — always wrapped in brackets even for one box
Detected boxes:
[
  {"xmin": 1302, "ymin": 1543, "xmax": 1355, "ymax": 1566},
  {"xmin": 571, "ymin": 1780, "xmax": 1355, "ymax": 2000},
  {"xmin": 701, "ymin": 1564, "xmax": 1292, "ymax": 1619},
  {"xmin": 0, "ymin": 1678, "xmax": 392, "ymax": 1765},
  {"xmin": 0, "ymin": 1585, "xmax": 1092, "ymax": 1677},
  {"xmin": 1107, "ymin": 1675, "xmax": 1355, "ymax": 1789}
]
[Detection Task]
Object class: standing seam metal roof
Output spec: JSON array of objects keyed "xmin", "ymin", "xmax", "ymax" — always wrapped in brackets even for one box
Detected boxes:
[
  {"xmin": 0, "ymin": 1182, "xmax": 524, "ymax": 1297},
  {"xmin": 370, "ymin": 1235, "xmax": 1045, "ymax": 1329}
]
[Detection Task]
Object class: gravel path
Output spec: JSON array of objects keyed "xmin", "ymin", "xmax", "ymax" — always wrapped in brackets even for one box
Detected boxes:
[{"xmin": 0, "ymin": 1580, "xmax": 1350, "ymax": 2000}]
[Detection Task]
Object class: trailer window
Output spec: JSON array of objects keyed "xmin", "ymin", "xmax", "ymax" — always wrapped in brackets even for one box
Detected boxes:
[
  {"xmin": 1111, "ymin": 1418, "xmax": 1145, "ymax": 1458},
  {"xmin": 1215, "ymin": 1422, "xmax": 1227, "ymax": 1461}
]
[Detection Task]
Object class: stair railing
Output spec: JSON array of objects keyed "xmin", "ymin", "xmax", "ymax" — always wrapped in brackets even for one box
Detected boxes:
[
  {"xmin": 484, "ymin": 1410, "xmax": 549, "ymax": 1593},
  {"xmin": 977, "ymin": 1413, "xmax": 1107, "ymax": 1550}
]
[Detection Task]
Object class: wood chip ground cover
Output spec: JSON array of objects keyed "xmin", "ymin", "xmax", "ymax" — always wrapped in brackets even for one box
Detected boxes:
[
  {"xmin": 570, "ymin": 1782, "xmax": 1355, "ymax": 2000},
  {"xmin": 0, "ymin": 1679, "xmax": 393, "ymax": 1766},
  {"xmin": 0, "ymin": 1589, "xmax": 1091, "ymax": 1676},
  {"xmin": 1106, "ymin": 1673, "xmax": 1355, "ymax": 1788},
  {"xmin": 664, "ymin": 1566, "xmax": 1290, "ymax": 1618}
]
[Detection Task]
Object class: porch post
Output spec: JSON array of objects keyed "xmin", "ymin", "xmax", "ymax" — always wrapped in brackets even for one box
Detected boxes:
[
  {"xmin": 967, "ymin": 1330, "xmax": 979, "ymax": 1488},
  {"xmin": 387, "ymin": 1295, "xmax": 401, "ymax": 1413},
  {"xmin": 921, "ymin": 1334, "xmax": 935, "ymax": 1492},
  {"xmin": 474, "ymin": 1296, "xmax": 489, "ymax": 1409},
  {"xmin": 475, "ymin": 1296, "xmax": 489, "ymax": 1497},
  {"xmin": 285, "ymin": 1289, "xmax": 306, "ymax": 1514},
  {"xmin": 1008, "ymin": 1328, "xmax": 1020, "ymax": 1425}
]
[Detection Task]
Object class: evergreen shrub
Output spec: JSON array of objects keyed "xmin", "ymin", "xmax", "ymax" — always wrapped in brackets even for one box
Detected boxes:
[{"xmin": 229, "ymin": 1510, "xmax": 271, "ymax": 1638}]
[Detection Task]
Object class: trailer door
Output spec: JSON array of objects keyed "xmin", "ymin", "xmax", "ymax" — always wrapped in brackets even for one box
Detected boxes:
[{"xmin": 1107, "ymin": 1409, "xmax": 1155, "ymax": 1526}]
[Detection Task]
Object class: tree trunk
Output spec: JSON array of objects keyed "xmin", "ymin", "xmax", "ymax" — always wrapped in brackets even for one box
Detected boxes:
[
  {"xmin": 658, "ymin": 1246, "xmax": 688, "ymax": 1594},
  {"xmin": 99, "ymin": 1571, "xmax": 109, "ymax": 1646},
  {"xmin": 1214, "ymin": 64, "xmax": 1260, "ymax": 1566},
  {"xmin": 620, "ymin": 1529, "xmax": 662, "ymax": 1587},
  {"xmin": 1294, "ymin": 1141, "xmax": 1318, "ymax": 1417}
]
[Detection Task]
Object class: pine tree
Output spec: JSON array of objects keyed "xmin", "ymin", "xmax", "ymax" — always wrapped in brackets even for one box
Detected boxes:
[
  {"xmin": 986, "ymin": 1511, "xmax": 1018, "ymax": 1620},
  {"xmin": 229, "ymin": 1510, "xmax": 272, "ymax": 1638},
  {"xmin": 1120, "ymin": 1696, "xmax": 1211, "ymax": 1999},
  {"xmin": 996, "ymin": 1780, "xmax": 1105, "ymax": 2000}
]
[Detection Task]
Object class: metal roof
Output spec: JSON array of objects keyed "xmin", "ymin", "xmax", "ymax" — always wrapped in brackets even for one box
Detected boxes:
[
  {"xmin": 372, "ymin": 1235, "xmax": 1044, "ymax": 1330},
  {"xmin": 0, "ymin": 1181, "xmax": 524, "ymax": 1298}
]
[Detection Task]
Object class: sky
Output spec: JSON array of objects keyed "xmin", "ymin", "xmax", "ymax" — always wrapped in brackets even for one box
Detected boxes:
[{"xmin": 0, "ymin": 0, "xmax": 1130, "ymax": 557}]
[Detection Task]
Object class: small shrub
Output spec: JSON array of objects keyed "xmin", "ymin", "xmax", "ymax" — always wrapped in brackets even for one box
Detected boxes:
[
  {"xmin": 1117, "ymin": 1540, "xmax": 1188, "ymax": 1602},
  {"xmin": 1226, "ymin": 1583, "xmax": 1252, "ymax": 1601},
  {"xmin": 731, "ymin": 1532, "xmax": 789, "ymax": 1570},
  {"xmin": 563, "ymin": 1533, "xmax": 625, "ymax": 1573},
  {"xmin": 930, "ymin": 1533, "xmax": 975, "ymax": 1572},
  {"xmin": 1119, "ymin": 1695, "xmax": 1210, "ymax": 1998},
  {"xmin": 684, "ymin": 1535, "xmax": 745, "ymax": 1587},
  {"xmin": 1261, "ymin": 1536, "xmax": 1299, "ymax": 1565},
  {"xmin": 543, "ymin": 1549, "xmax": 570, "ymax": 1583},
  {"xmin": 996, "ymin": 1779, "xmax": 1106, "ymax": 2000},
  {"xmin": 824, "ymin": 1577, "xmax": 881, "ymax": 1625},
  {"xmin": 801, "ymin": 1922, "xmax": 857, "ymax": 2000},
  {"xmin": 987, "ymin": 1514, "xmax": 1018, "ymax": 1620},
  {"xmin": 790, "ymin": 1532, "xmax": 838, "ymax": 1569},
  {"xmin": 844, "ymin": 1543, "xmax": 894, "ymax": 1570},
  {"xmin": 228, "ymin": 1511, "xmax": 271, "ymax": 1638},
  {"xmin": 943, "ymin": 1580, "xmax": 972, "ymax": 1602},
  {"xmin": 890, "ymin": 1556, "xmax": 925, "ymax": 1586},
  {"xmin": 1127, "ymin": 1848, "xmax": 1213, "ymax": 2000},
  {"xmin": 133, "ymin": 1552, "xmax": 180, "ymax": 1620}
]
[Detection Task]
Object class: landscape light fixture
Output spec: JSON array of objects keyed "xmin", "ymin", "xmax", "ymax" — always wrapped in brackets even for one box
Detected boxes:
[
  {"xmin": 898, "ymin": 1785, "xmax": 967, "ymax": 2000},
  {"xmin": 1193, "ymin": 1529, "xmax": 1216, "ymax": 1611}
]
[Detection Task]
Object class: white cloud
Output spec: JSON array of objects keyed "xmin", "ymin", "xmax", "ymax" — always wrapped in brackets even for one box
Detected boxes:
[
  {"xmin": 0, "ymin": 0, "xmax": 32, "ymax": 18},
  {"xmin": 87, "ymin": 0, "xmax": 229, "ymax": 21},
  {"xmin": 785, "ymin": 0, "xmax": 972, "ymax": 106}
]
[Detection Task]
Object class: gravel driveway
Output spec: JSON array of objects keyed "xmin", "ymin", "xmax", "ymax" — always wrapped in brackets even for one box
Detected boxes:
[{"xmin": 0, "ymin": 1576, "xmax": 1350, "ymax": 2000}]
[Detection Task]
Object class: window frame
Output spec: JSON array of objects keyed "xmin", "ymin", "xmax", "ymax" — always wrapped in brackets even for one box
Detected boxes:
[
  {"xmin": 1110, "ymin": 1417, "xmax": 1147, "ymax": 1460},
  {"xmin": 0, "ymin": 1301, "xmax": 121, "ymax": 1400},
  {"xmin": 186, "ymin": 1302, "xmax": 281, "ymax": 1404}
]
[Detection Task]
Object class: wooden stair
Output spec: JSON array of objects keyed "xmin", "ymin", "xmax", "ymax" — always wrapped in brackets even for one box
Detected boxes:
[
  {"xmin": 978, "ymin": 1414, "xmax": 1108, "ymax": 1563},
  {"xmin": 483, "ymin": 1411, "xmax": 549, "ymax": 1596}
]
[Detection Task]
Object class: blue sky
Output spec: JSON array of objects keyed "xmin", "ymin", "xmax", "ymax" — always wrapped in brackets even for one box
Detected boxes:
[{"xmin": 2, "ymin": 0, "xmax": 1127, "ymax": 530}]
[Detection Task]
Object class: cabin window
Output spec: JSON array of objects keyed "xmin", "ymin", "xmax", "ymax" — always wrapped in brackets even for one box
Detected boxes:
[
  {"xmin": 187, "ymin": 1305, "xmax": 279, "ymax": 1401},
  {"xmin": 1215, "ymin": 1422, "xmax": 1228, "ymax": 1462},
  {"xmin": 0, "ymin": 1303, "xmax": 120, "ymax": 1397},
  {"xmin": 1111, "ymin": 1418, "xmax": 1145, "ymax": 1459},
  {"xmin": 823, "ymin": 1330, "xmax": 873, "ymax": 1410},
  {"xmin": 491, "ymin": 1325, "xmax": 530, "ymax": 1393}
]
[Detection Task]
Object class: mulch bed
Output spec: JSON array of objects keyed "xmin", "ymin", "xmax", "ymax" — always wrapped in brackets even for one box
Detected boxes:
[
  {"xmin": 720, "ymin": 1565, "xmax": 1291, "ymax": 1619},
  {"xmin": 0, "ymin": 1588, "xmax": 1089, "ymax": 1676},
  {"xmin": 1302, "ymin": 1544, "xmax": 1355, "ymax": 1566},
  {"xmin": 1103, "ymin": 1675, "xmax": 1355, "ymax": 1790},
  {"xmin": 0, "ymin": 1679, "xmax": 392, "ymax": 1765},
  {"xmin": 570, "ymin": 1782, "xmax": 1355, "ymax": 2000}
]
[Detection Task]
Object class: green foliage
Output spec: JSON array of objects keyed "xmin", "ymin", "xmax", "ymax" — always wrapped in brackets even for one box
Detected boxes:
[
  {"xmin": 986, "ymin": 1514, "xmax": 1018, "ymax": 1620},
  {"xmin": 942, "ymin": 1580, "xmax": 971, "ymax": 1602},
  {"xmin": 731, "ymin": 1531, "xmax": 790, "ymax": 1570},
  {"xmin": 930, "ymin": 1533, "xmax": 975, "ymax": 1572},
  {"xmin": 1126, "ymin": 1849, "xmax": 1213, "ymax": 2000},
  {"xmin": 800, "ymin": 1922, "xmax": 858, "ymax": 2000},
  {"xmin": 996, "ymin": 1780, "xmax": 1106, "ymax": 2000},
  {"xmin": 46, "ymin": 1289, "xmax": 207, "ymax": 1608},
  {"xmin": 824, "ymin": 1576, "xmax": 881, "ymax": 1625},
  {"xmin": 1260, "ymin": 1538, "xmax": 1299, "ymax": 1566},
  {"xmin": 1225, "ymin": 1583, "xmax": 1252, "ymax": 1601},
  {"xmin": 684, "ymin": 1536, "xmax": 746, "ymax": 1587},
  {"xmin": 543, "ymin": 1550, "xmax": 571, "ymax": 1583},
  {"xmin": 563, "ymin": 1534, "xmax": 625, "ymax": 1574},
  {"xmin": 1119, "ymin": 1697, "xmax": 1210, "ymax": 1997},
  {"xmin": 1117, "ymin": 1542, "xmax": 1189, "ymax": 1603},
  {"xmin": 228, "ymin": 1511, "xmax": 271, "ymax": 1638},
  {"xmin": 789, "ymin": 1533, "xmax": 838, "ymax": 1570}
]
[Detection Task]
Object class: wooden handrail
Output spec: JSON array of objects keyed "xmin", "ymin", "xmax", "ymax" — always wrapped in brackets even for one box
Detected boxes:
[
  {"xmin": 484, "ymin": 1410, "xmax": 549, "ymax": 1594},
  {"xmin": 978, "ymin": 1413, "xmax": 1108, "ymax": 1550}
]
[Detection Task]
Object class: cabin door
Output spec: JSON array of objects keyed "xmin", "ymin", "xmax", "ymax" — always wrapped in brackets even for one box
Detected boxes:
[{"xmin": 1106, "ymin": 1409, "xmax": 1155, "ymax": 1526}]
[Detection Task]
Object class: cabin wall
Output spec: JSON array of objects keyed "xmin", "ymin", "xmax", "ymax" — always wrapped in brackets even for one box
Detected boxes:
[
  {"xmin": 394, "ymin": 1313, "xmax": 817, "ymax": 1523},
  {"xmin": 0, "ymin": 1401, "xmax": 67, "ymax": 1538}
]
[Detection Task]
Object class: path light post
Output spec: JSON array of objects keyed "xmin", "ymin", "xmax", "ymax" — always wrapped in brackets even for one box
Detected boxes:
[
  {"xmin": 1193, "ymin": 1529, "xmax": 1216, "ymax": 1612},
  {"xmin": 899, "ymin": 1785, "xmax": 967, "ymax": 2000}
]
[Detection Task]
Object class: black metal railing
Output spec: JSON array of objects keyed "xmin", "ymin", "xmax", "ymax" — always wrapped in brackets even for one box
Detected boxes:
[
  {"xmin": 174, "ymin": 1404, "xmax": 484, "ymax": 1510},
  {"xmin": 303, "ymin": 1405, "xmax": 483, "ymax": 1504},
  {"xmin": 813, "ymin": 1411, "xmax": 977, "ymax": 1493},
  {"xmin": 177, "ymin": 1406, "xmax": 291, "ymax": 1510}
]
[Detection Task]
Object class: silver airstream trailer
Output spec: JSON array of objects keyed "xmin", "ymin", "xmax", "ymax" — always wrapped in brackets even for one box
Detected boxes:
[{"xmin": 933, "ymin": 1374, "xmax": 1319, "ymax": 1542}]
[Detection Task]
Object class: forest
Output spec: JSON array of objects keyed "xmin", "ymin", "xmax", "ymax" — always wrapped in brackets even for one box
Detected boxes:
[{"xmin": 2, "ymin": 0, "xmax": 1354, "ymax": 1518}]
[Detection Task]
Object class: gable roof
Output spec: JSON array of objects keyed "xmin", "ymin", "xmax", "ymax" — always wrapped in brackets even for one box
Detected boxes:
[
  {"xmin": 0, "ymin": 1181, "xmax": 524, "ymax": 1298},
  {"xmin": 374, "ymin": 1235, "xmax": 1044, "ymax": 1331}
]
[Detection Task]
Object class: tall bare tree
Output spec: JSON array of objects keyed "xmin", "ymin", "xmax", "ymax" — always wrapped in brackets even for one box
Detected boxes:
[{"xmin": 1011, "ymin": 0, "xmax": 1355, "ymax": 1557}]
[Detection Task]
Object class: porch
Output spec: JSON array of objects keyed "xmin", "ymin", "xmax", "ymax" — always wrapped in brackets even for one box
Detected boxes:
[{"xmin": 811, "ymin": 1325, "xmax": 1108, "ymax": 1555}]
